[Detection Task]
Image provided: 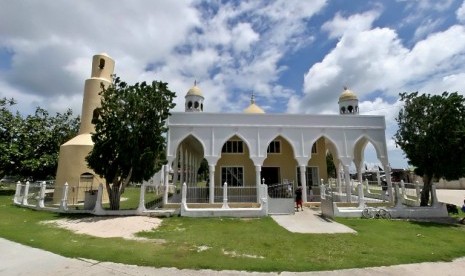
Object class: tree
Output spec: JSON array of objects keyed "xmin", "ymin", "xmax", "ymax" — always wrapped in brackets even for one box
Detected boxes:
[
  {"xmin": 394, "ymin": 92, "xmax": 465, "ymax": 206},
  {"xmin": 0, "ymin": 98, "xmax": 79, "ymax": 180},
  {"xmin": 326, "ymin": 152, "xmax": 336, "ymax": 178},
  {"xmin": 18, "ymin": 108, "xmax": 79, "ymax": 180},
  {"xmin": 86, "ymin": 76, "xmax": 176, "ymax": 210},
  {"xmin": 0, "ymin": 98, "xmax": 21, "ymax": 177}
]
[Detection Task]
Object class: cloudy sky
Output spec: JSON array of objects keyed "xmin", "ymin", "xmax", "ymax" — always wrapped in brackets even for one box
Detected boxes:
[{"xmin": 1, "ymin": 0, "xmax": 465, "ymax": 169}]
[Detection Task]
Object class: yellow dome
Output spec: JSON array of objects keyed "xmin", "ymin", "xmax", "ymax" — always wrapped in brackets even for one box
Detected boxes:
[
  {"xmin": 186, "ymin": 85, "xmax": 203, "ymax": 97},
  {"xmin": 244, "ymin": 103, "xmax": 265, "ymax": 114},
  {"xmin": 339, "ymin": 87, "xmax": 358, "ymax": 102}
]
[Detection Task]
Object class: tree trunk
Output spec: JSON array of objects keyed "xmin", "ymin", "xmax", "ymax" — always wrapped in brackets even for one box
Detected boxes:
[
  {"xmin": 106, "ymin": 182, "xmax": 121, "ymax": 210},
  {"xmin": 420, "ymin": 174, "xmax": 432, "ymax": 206}
]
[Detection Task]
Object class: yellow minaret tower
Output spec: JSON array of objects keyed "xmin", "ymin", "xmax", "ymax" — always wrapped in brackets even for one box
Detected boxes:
[{"xmin": 54, "ymin": 53, "xmax": 115, "ymax": 204}]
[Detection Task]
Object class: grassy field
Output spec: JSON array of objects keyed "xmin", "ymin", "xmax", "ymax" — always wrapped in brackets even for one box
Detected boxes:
[{"xmin": 1, "ymin": 187, "xmax": 465, "ymax": 272}]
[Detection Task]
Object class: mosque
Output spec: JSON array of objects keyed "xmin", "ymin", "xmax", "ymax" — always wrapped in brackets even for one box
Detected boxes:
[{"xmin": 54, "ymin": 53, "xmax": 392, "ymax": 206}]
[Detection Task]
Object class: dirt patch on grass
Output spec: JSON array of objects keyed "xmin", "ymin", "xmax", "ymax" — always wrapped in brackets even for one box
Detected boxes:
[{"xmin": 43, "ymin": 216, "xmax": 162, "ymax": 240}]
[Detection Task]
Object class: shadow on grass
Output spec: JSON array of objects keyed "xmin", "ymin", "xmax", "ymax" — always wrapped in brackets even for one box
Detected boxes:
[
  {"xmin": 407, "ymin": 217, "xmax": 463, "ymax": 228},
  {"xmin": 0, "ymin": 189, "xmax": 15, "ymax": 196}
]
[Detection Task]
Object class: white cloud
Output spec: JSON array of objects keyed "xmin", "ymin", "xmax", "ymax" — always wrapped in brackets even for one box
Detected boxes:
[
  {"xmin": 413, "ymin": 18, "xmax": 443, "ymax": 40},
  {"xmin": 457, "ymin": 1, "xmax": 465, "ymax": 23},
  {"xmin": 322, "ymin": 11, "xmax": 380, "ymax": 39}
]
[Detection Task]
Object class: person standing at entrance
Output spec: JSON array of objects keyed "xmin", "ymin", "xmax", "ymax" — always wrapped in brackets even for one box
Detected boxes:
[{"xmin": 295, "ymin": 186, "xmax": 303, "ymax": 211}]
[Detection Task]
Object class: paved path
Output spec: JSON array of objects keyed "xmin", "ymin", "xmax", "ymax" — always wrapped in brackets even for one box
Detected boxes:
[{"xmin": 271, "ymin": 208, "xmax": 356, "ymax": 234}]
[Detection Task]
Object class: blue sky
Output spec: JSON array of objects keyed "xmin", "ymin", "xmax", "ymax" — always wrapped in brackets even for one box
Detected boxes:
[{"xmin": 1, "ymin": 0, "xmax": 465, "ymax": 170}]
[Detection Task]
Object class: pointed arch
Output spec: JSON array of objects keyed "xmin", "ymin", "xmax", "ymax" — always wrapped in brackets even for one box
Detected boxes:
[
  {"xmin": 174, "ymin": 133, "xmax": 206, "ymax": 156},
  {"xmin": 353, "ymin": 134, "xmax": 384, "ymax": 160},
  {"xmin": 218, "ymin": 133, "xmax": 252, "ymax": 156},
  {"xmin": 309, "ymin": 135, "xmax": 340, "ymax": 159},
  {"xmin": 263, "ymin": 134, "xmax": 296, "ymax": 159}
]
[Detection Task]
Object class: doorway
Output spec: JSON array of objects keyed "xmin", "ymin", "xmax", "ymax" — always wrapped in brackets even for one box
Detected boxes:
[{"xmin": 261, "ymin": 167, "xmax": 280, "ymax": 185}]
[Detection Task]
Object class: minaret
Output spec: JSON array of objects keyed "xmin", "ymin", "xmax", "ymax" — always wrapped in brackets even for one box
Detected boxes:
[
  {"xmin": 338, "ymin": 86, "xmax": 359, "ymax": 114},
  {"xmin": 54, "ymin": 53, "xmax": 115, "ymax": 204},
  {"xmin": 185, "ymin": 81, "xmax": 204, "ymax": 112}
]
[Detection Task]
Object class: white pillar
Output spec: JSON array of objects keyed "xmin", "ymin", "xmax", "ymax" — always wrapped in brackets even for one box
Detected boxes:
[
  {"xmin": 14, "ymin": 181, "xmax": 21, "ymax": 204},
  {"xmin": 336, "ymin": 164, "xmax": 342, "ymax": 194},
  {"xmin": 38, "ymin": 181, "xmax": 46, "ymax": 208},
  {"xmin": 299, "ymin": 165, "xmax": 308, "ymax": 202},
  {"xmin": 22, "ymin": 181, "xmax": 30, "ymax": 205},
  {"xmin": 180, "ymin": 148, "xmax": 185, "ymax": 187},
  {"xmin": 172, "ymin": 158, "xmax": 178, "ymax": 187},
  {"xmin": 343, "ymin": 165, "xmax": 351, "ymax": 202},
  {"xmin": 384, "ymin": 164, "xmax": 393, "ymax": 203},
  {"xmin": 358, "ymin": 183, "xmax": 365, "ymax": 208},
  {"xmin": 222, "ymin": 182, "xmax": 229, "ymax": 209},
  {"xmin": 163, "ymin": 165, "xmax": 170, "ymax": 205},
  {"xmin": 60, "ymin": 183, "xmax": 69, "ymax": 211},
  {"xmin": 138, "ymin": 183, "xmax": 147, "ymax": 212},
  {"xmin": 209, "ymin": 164, "xmax": 215, "ymax": 204},
  {"xmin": 255, "ymin": 165, "xmax": 261, "ymax": 203}
]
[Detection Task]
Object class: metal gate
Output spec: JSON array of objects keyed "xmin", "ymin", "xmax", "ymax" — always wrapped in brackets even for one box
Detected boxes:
[{"xmin": 267, "ymin": 183, "xmax": 295, "ymax": 214}]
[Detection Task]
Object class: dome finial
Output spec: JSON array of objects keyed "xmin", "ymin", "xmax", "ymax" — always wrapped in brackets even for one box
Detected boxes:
[
  {"xmin": 343, "ymin": 85, "xmax": 348, "ymax": 90},
  {"xmin": 251, "ymin": 92, "xmax": 255, "ymax": 104},
  {"xmin": 194, "ymin": 80, "xmax": 197, "ymax": 86}
]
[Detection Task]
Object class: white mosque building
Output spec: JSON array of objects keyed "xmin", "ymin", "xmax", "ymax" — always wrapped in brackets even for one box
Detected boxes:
[
  {"xmin": 163, "ymin": 80, "xmax": 392, "ymax": 205},
  {"xmin": 55, "ymin": 53, "xmax": 392, "ymax": 207}
]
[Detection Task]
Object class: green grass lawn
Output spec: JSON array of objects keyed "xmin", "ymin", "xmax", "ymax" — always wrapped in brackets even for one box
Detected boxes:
[{"xmin": 1, "ymin": 187, "xmax": 465, "ymax": 272}]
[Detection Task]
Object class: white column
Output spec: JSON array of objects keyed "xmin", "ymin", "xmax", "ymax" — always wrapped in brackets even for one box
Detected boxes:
[
  {"xmin": 60, "ymin": 183, "xmax": 69, "ymax": 211},
  {"xmin": 337, "ymin": 164, "xmax": 342, "ymax": 194},
  {"xmin": 172, "ymin": 157, "xmax": 178, "ymax": 187},
  {"xmin": 299, "ymin": 165, "xmax": 308, "ymax": 202},
  {"xmin": 22, "ymin": 181, "xmax": 30, "ymax": 205},
  {"xmin": 38, "ymin": 181, "xmax": 46, "ymax": 208},
  {"xmin": 384, "ymin": 164, "xmax": 393, "ymax": 203},
  {"xmin": 163, "ymin": 165, "xmax": 170, "ymax": 205},
  {"xmin": 222, "ymin": 182, "xmax": 229, "ymax": 209},
  {"xmin": 255, "ymin": 165, "xmax": 261, "ymax": 203},
  {"xmin": 138, "ymin": 183, "xmax": 146, "ymax": 212},
  {"xmin": 179, "ymin": 148, "xmax": 184, "ymax": 187},
  {"xmin": 209, "ymin": 164, "xmax": 215, "ymax": 204},
  {"xmin": 343, "ymin": 165, "xmax": 351, "ymax": 202}
]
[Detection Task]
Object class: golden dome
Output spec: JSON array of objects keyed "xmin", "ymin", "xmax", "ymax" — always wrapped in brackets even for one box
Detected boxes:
[
  {"xmin": 244, "ymin": 93, "xmax": 265, "ymax": 113},
  {"xmin": 186, "ymin": 85, "xmax": 203, "ymax": 97},
  {"xmin": 339, "ymin": 87, "xmax": 358, "ymax": 102},
  {"xmin": 244, "ymin": 103, "xmax": 265, "ymax": 114}
]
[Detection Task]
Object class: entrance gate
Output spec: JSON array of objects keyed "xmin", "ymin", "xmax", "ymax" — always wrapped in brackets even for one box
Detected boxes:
[{"xmin": 267, "ymin": 183, "xmax": 294, "ymax": 214}]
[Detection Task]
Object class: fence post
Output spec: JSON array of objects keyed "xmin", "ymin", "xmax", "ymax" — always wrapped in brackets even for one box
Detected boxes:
[
  {"xmin": 37, "ymin": 181, "xmax": 46, "ymax": 208},
  {"xmin": 181, "ymin": 182, "xmax": 187, "ymax": 204},
  {"xmin": 60, "ymin": 183, "xmax": 69, "ymax": 211},
  {"xmin": 320, "ymin": 184, "xmax": 326, "ymax": 200},
  {"xmin": 394, "ymin": 183, "xmax": 403, "ymax": 208},
  {"xmin": 358, "ymin": 183, "xmax": 365, "ymax": 208},
  {"xmin": 364, "ymin": 178, "xmax": 370, "ymax": 194},
  {"xmin": 137, "ymin": 183, "xmax": 147, "ymax": 212},
  {"xmin": 22, "ymin": 181, "xmax": 30, "ymax": 205},
  {"xmin": 93, "ymin": 183, "xmax": 105, "ymax": 215},
  {"xmin": 222, "ymin": 182, "xmax": 229, "ymax": 209},
  {"xmin": 14, "ymin": 181, "xmax": 22, "ymax": 204},
  {"xmin": 415, "ymin": 181, "xmax": 421, "ymax": 206}
]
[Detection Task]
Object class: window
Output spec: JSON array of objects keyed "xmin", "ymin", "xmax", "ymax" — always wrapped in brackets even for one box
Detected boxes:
[
  {"xmin": 187, "ymin": 101, "xmax": 193, "ymax": 109},
  {"xmin": 194, "ymin": 101, "xmax": 199, "ymax": 109},
  {"xmin": 296, "ymin": 166, "xmax": 319, "ymax": 187},
  {"xmin": 311, "ymin": 143, "xmax": 317, "ymax": 154},
  {"xmin": 267, "ymin": 140, "xmax": 281, "ymax": 153},
  {"xmin": 222, "ymin": 140, "xmax": 244, "ymax": 153},
  {"xmin": 99, "ymin": 58, "xmax": 105, "ymax": 69},
  {"xmin": 221, "ymin": 167, "xmax": 243, "ymax": 186}
]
